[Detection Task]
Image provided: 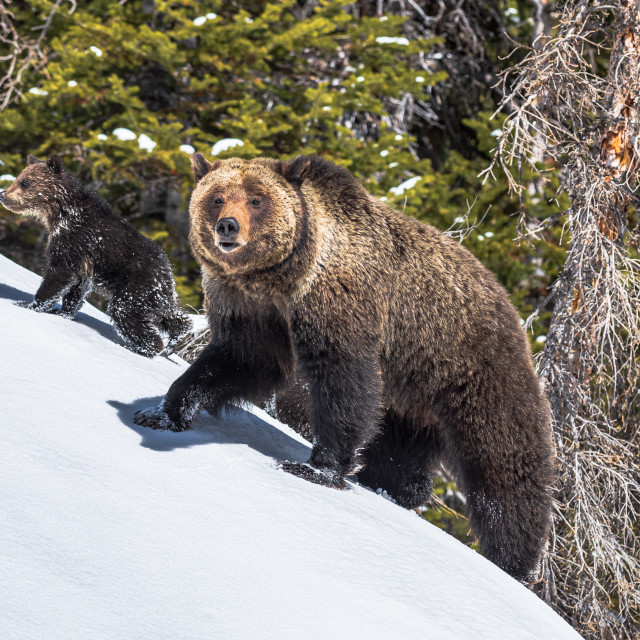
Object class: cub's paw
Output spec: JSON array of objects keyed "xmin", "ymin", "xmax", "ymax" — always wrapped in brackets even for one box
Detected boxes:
[
  {"xmin": 48, "ymin": 308, "xmax": 75, "ymax": 320},
  {"xmin": 278, "ymin": 461, "xmax": 347, "ymax": 490},
  {"xmin": 133, "ymin": 407, "xmax": 187, "ymax": 432},
  {"xmin": 15, "ymin": 300, "xmax": 42, "ymax": 311}
]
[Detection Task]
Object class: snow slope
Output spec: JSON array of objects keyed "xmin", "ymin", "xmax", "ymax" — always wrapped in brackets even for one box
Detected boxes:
[{"xmin": 0, "ymin": 254, "xmax": 581, "ymax": 640}]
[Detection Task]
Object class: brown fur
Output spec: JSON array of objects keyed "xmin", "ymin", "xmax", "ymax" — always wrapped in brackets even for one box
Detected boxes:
[{"xmin": 135, "ymin": 154, "xmax": 555, "ymax": 583}]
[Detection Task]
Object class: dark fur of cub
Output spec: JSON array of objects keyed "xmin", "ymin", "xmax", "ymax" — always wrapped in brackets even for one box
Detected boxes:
[{"xmin": 0, "ymin": 154, "xmax": 191, "ymax": 356}]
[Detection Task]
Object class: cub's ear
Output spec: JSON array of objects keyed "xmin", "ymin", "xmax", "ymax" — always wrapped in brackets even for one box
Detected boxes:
[
  {"xmin": 27, "ymin": 154, "xmax": 44, "ymax": 165},
  {"xmin": 280, "ymin": 154, "xmax": 312, "ymax": 185},
  {"xmin": 46, "ymin": 154, "xmax": 63, "ymax": 174},
  {"xmin": 190, "ymin": 153, "xmax": 219, "ymax": 184}
]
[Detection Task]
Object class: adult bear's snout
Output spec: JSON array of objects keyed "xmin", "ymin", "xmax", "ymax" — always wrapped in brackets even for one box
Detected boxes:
[{"xmin": 215, "ymin": 216, "xmax": 241, "ymax": 239}]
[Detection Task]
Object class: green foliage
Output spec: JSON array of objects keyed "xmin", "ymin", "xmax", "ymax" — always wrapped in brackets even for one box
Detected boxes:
[
  {"xmin": 0, "ymin": 1, "xmax": 564, "ymax": 331},
  {"xmin": 0, "ymin": 0, "xmax": 448, "ymax": 307},
  {"xmin": 420, "ymin": 476, "xmax": 476, "ymax": 549}
]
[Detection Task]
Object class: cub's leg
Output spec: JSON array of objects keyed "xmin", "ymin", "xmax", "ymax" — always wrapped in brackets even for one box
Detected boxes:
[
  {"xmin": 58, "ymin": 277, "xmax": 92, "ymax": 318},
  {"xmin": 357, "ymin": 411, "xmax": 441, "ymax": 508},
  {"xmin": 17, "ymin": 268, "xmax": 78, "ymax": 312},
  {"xmin": 109, "ymin": 303, "xmax": 165, "ymax": 357},
  {"xmin": 161, "ymin": 310, "xmax": 193, "ymax": 350}
]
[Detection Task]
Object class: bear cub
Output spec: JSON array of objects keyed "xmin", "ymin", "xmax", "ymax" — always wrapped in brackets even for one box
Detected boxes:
[
  {"xmin": 0, "ymin": 154, "xmax": 191, "ymax": 356},
  {"xmin": 135, "ymin": 153, "xmax": 555, "ymax": 583}
]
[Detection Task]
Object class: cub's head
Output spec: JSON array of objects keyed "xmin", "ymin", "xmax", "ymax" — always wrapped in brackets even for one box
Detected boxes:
[
  {"xmin": 0, "ymin": 154, "xmax": 68, "ymax": 225},
  {"xmin": 189, "ymin": 153, "xmax": 310, "ymax": 274}
]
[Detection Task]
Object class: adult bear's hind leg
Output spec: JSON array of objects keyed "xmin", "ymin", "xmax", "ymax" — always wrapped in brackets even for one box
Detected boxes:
[
  {"xmin": 357, "ymin": 411, "xmax": 441, "ymax": 509},
  {"xmin": 440, "ymin": 380, "xmax": 555, "ymax": 584}
]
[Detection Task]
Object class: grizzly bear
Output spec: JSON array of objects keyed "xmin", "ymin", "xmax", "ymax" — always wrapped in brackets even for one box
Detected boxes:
[
  {"xmin": 134, "ymin": 153, "xmax": 555, "ymax": 583},
  {"xmin": 0, "ymin": 154, "xmax": 191, "ymax": 356}
]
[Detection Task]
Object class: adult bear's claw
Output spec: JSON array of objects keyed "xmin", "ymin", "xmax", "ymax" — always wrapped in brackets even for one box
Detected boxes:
[
  {"xmin": 278, "ymin": 461, "xmax": 347, "ymax": 489},
  {"xmin": 133, "ymin": 407, "xmax": 186, "ymax": 432}
]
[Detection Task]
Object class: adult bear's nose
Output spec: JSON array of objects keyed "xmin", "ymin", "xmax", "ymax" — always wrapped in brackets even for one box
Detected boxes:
[
  {"xmin": 0, "ymin": 190, "xmax": 5, "ymax": 203},
  {"xmin": 216, "ymin": 217, "xmax": 240, "ymax": 239}
]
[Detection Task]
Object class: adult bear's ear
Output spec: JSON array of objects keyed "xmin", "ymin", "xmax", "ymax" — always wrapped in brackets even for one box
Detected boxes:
[
  {"xmin": 46, "ymin": 154, "xmax": 63, "ymax": 174},
  {"xmin": 190, "ymin": 153, "xmax": 220, "ymax": 184},
  {"xmin": 27, "ymin": 154, "xmax": 44, "ymax": 165},
  {"xmin": 280, "ymin": 154, "xmax": 312, "ymax": 185}
]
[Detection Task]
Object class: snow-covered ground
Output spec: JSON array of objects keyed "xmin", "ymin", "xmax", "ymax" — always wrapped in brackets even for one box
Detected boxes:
[{"xmin": 0, "ymin": 254, "xmax": 581, "ymax": 640}]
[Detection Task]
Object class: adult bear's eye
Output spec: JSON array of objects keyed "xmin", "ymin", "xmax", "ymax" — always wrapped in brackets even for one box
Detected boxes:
[
  {"xmin": 21, "ymin": 179, "xmax": 29, "ymax": 189},
  {"xmin": 250, "ymin": 197, "xmax": 261, "ymax": 206},
  {"xmin": 213, "ymin": 196, "xmax": 224, "ymax": 205}
]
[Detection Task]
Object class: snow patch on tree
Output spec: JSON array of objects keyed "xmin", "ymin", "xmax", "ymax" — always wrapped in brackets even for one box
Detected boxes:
[
  {"xmin": 376, "ymin": 36, "xmax": 409, "ymax": 45},
  {"xmin": 138, "ymin": 134, "xmax": 157, "ymax": 152},
  {"xmin": 112, "ymin": 128, "xmax": 136, "ymax": 142},
  {"xmin": 390, "ymin": 176, "xmax": 421, "ymax": 196},
  {"xmin": 211, "ymin": 138, "xmax": 244, "ymax": 155}
]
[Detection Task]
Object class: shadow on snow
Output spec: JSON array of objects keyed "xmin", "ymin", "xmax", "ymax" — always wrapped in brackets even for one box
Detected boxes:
[
  {"xmin": 0, "ymin": 282, "xmax": 32, "ymax": 303},
  {"xmin": 107, "ymin": 396, "xmax": 311, "ymax": 463},
  {"xmin": 0, "ymin": 282, "xmax": 123, "ymax": 345},
  {"xmin": 2, "ymin": 281, "xmax": 311, "ymax": 464}
]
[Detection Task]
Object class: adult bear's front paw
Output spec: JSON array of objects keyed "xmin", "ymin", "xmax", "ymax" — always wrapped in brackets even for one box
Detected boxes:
[
  {"xmin": 133, "ymin": 406, "xmax": 187, "ymax": 432},
  {"xmin": 278, "ymin": 461, "xmax": 347, "ymax": 489}
]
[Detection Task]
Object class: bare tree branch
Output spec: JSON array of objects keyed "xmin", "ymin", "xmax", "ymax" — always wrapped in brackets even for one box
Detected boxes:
[
  {"xmin": 487, "ymin": 1, "xmax": 640, "ymax": 637},
  {"xmin": 0, "ymin": 0, "xmax": 75, "ymax": 112}
]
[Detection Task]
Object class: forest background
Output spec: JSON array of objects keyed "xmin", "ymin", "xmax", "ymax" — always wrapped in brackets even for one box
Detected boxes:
[{"xmin": 0, "ymin": 1, "xmax": 638, "ymax": 639}]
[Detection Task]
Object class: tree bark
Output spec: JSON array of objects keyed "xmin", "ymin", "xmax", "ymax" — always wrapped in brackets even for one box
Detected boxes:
[{"xmin": 536, "ymin": 2, "xmax": 640, "ymax": 637}]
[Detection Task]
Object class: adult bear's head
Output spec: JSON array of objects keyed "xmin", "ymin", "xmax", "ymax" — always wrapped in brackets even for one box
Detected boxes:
[{"xmin": 189, "ymin": 153, "xmax": 313, "ymax": 275}]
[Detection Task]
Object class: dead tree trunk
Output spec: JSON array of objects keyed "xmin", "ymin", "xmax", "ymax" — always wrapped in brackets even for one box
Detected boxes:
[{"xmin": 488, "ymin": 1, "xmax": 640, "ymax": 637}]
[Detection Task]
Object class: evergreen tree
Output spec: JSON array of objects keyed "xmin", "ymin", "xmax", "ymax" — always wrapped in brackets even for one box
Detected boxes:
[{"xmin": 0, "ymin": 0, "xmax": 563, "ymax": 333}]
